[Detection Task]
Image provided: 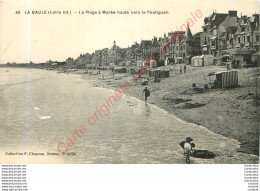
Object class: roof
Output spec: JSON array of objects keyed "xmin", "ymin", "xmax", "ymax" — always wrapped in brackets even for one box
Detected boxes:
[
  {"xmin": 211, "ymin": 13, "xmax": 229, "ymax": 26},
  {"xmin": 208, "ymin": 70, "xmax": 238, "ymax": 76},
  {"xmin": 139, "ymin": 40, "xmax": 152, "ymax": 49},
  {"xmin": 151, "ymin": 38, "xmax": 160, "ymax": 47},
  {"xmin": 218, "ymin": 16, "xmax": 237, "ymax": 37},
  {"xmin": 186, "ymin": 24, "xmax": 193, "ymax": 39},
  {"xmin": 222, "ymin": 16, "xmax": 237, "ymax": 28},
  {"xmin": 252, "ymin": 51, "xmax": 260, "ymax": 56},
  {"xmin": 168, "ymin": 31, "xmax": 186, "ymax": 44}
]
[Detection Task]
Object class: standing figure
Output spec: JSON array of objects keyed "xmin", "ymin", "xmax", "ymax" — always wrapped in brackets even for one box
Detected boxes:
[
  {"xmin": 180, "ymin": 65, "xmax": 182, "ymax": 74},
  {"xmin": 142, "ymin": 86, "xmax": 150, "ymax": 104},
  {"xmin": 184, "ymin": 64, "xmax": 186, "ymax": 73}
]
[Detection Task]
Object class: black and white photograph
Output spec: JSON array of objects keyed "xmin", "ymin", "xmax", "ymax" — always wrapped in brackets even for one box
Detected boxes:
[{"xmin": 0, "ymin": 0, "xmax": 259, "ymax": 190}]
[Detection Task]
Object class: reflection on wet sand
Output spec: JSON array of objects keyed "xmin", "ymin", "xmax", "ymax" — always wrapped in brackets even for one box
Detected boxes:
[{"xmin": 0, "ymin": 68, "xmax": 258, "ymax": 164}]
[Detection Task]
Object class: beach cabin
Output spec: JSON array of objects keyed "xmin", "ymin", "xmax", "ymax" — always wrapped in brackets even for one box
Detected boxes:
[
  {"xmin": 185, "ymin": 56, "xmax": 192, "ymax": 65},
  {"xmin": 252, "ymin": 52, "xmax": 260, "ymax": 66},
  {"xmin": 137, "ymin": 61, "xmax": 142, "ymax": 67},
  {"xmin": 154, "ymin": 69, "xmax": 161, "ymax": 78},
  {"xmin": 209, "ymin": 70, "xmax": 238, "ymax": 88},
  {"xmin": 127, "ymin": 68, "xmax": 136, "ymax": 74},
  {"xmin": 203, "ymin": 55, "xmax": 214, "ymax": 66},
  {"xmin": 169, "ymin": 69, "xmax": 174, "ymax": 77},
  {"xmin": 257, "ymin": 77, "xmax": 260, "ymax": 99},
  {"xmin": 126, "ymin": 61, "xmax": 131, "ymax": 67},
  {"xmin": 114, "ymin": 67, "xmax": 127, "ymax": 73},
  {"xmin": 119, "ymin": 61, "xmax": 127, "ymax": 67},
  {"xmin": 165, "ymin": 58, "xmax": 174, "ymax": 66},
  {"xmin": 149, "ymin": 69, "xmax": 154, "ymax": 77},
  {"xmin": 160, "ymin": 69, "xmax": 170, "ymax": 78},
  {"xmin": 213, "ymin": 57, "xmax": 222, "ymax": 66},
  {"xmin": 192, "ymin": 55, "xmax": 214, "ymax": 67},
  {"xmin": 191, "ymin": 56, "xmax": 200, "ymax": 66},
  {"xmin": 150, "ymin": 60, "xmax": 157, "ymax": 68}
]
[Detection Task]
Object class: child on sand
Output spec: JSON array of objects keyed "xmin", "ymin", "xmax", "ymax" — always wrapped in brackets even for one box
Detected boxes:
[{"xmin": 180, "ymin": 137, "xmax": 195, "ymax": 163}]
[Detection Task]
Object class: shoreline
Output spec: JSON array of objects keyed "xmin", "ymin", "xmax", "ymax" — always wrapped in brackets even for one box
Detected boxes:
[
  {"xmin": 74, "ymin": 65, "xmax": 259, "ymax": 157},
  {"xmin": 1, "ymin": 66, "xmax": 258, "ymax": 158}
]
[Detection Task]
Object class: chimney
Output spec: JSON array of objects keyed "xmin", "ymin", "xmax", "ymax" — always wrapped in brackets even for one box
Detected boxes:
[
  {"xmin": 228, "ymin": 10, "xmax": 237, "ymax": 17},
  {"xmin": 243, "ymin": 15, "xmax": 247, "ymax": 23}
]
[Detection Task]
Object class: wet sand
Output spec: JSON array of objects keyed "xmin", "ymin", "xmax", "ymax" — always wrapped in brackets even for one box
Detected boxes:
[{"xmin": 77, "ymin": 65, "xmax": 259, "ymax": 157}]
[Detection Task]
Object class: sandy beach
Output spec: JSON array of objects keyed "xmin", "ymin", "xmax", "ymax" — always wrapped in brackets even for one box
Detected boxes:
[{"xmin": 74, "ymin": 65, "xmax": 259, "ymax": 157}]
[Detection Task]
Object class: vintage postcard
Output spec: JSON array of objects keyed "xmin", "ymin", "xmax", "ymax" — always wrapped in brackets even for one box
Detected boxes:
[{"xmin": 0, "ymin": 0, "xmax": 259, "ymax": 166}]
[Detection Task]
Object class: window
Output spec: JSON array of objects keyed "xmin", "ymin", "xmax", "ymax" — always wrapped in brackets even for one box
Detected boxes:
[
  {"xmin": 247, "ymin": 36, "xmax": 250, "ymax": 43},
  {"xmin": 203, "ymin": 28, "xmax": 207, "ymax": 32},
  {"xmin": 180, "ymin": 46, "xmax": 182, "ymax": 51},
  {"xmin": 256, "ymin": 35, "xmax": 259, "ymax": 42},
  {"xmin": 204, "ymin": 37, "xmax": 207, "ymax": 42},
  {"xmin": 238, "ymin": 37, "xmax": 240, "ymax": 43},
  {"xmin": 243, "ymin": 36, "xmax": 245, "ymax": 42},
  {"xmin": 211, "ymin": 40, "xmax": 215, "ymax": 46},
  {"xmin": 176, "ymin": 46, "xmax": 178, "ymax": 51}
]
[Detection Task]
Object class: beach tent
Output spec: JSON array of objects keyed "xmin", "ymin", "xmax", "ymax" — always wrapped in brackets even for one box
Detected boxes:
[
  {"xmin": 119, "ymin": 61, "xmax": 127, "ymax": 67},
  {"xmin": 203, "ymin": 55, "xmax": 214, "ymax": 66},
  {"xmin": 176, "ymin": 57, "xmax": 184, "ymax": 64},
  {"xmin": 154, "ymin": 69, "xmax": 161, "ymax": 78},
  {"xmin": 127, "ymin": 68, "xmax": 136, "ymax": 74},
  {"xmin": 160, "ymin": 70, "xmax": 170, "ymax": 78},
  {"xmin": 150, "ymin": 60, "xmax": 157, "ymax": 68},
  {"xmin": 137, "ymin": 61, "xmax": 142, "ymax": 67},
  {"xmin": 191, "ymin": 56, "xmax": 200, "ymax": 66},
  {"xmin": 185, "ymin": 56, "xmax": 193, "ymax": 65},
  {"xmin": 169, "ymin": 69, "xmax": 174, "ymax": 77},
  {"xmin": 126, "ymin": 61, "xmax": 131, "ymax": 66},
  {"xmin": 257, "ymin": 77, "xmax": 260, "ymax": 99},
  {"xmin": 149, "ymin": 69, "xmax": 154, "ymax": 77},
  {"xmin": 198, "ymin": 55, "xmax": 204, "ymax": 66},
  {"xmin": 213, "ymin": 57, "xmax": 222, "ymax": 66},
  {"xmin": 215, "ymin": 70, "xmax": 238, "ymax": 88},
  {"xmin": 165, "ymin": 58, "xmax": 174, "ymax": 66},
  {"xmin": 192, "ymin": 55, "xmax": 214, "ymax": 67},
  {"xmin": 114, "ymin": 67, "xmax": 127, "ymax": 73},
  {"xmin": 252, "ymin": 51, "xmax": 260, "ymax": 66}
]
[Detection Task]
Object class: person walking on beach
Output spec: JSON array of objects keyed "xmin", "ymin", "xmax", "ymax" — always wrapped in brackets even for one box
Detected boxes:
[{"xmin": 142, "ymin": 86, "xmax": 150, "ymax": 104}]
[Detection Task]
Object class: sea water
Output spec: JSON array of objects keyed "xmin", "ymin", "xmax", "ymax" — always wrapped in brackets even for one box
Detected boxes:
[{"xmin": 0, "ymin": 68, "xmax": 258, "ymax": 164}]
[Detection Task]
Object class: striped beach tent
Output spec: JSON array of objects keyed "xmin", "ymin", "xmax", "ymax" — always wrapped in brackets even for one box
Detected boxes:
[{"xmin": 215, "ymin": 70, "xmax": 238, "ymax": 88}]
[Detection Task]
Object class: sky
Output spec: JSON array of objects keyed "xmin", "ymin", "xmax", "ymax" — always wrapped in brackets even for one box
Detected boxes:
[{"xmin": 0, "ymin": 0, "xmax": 259, "ymax": 64}]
